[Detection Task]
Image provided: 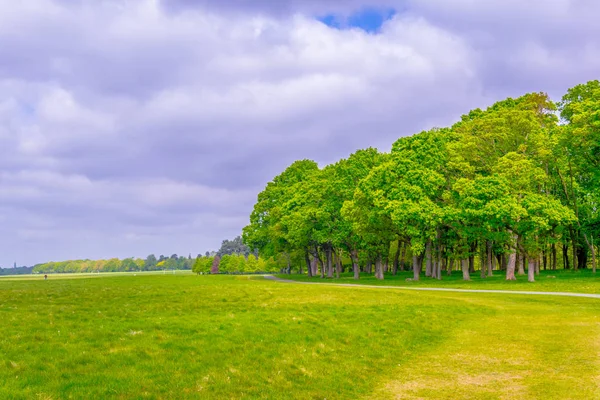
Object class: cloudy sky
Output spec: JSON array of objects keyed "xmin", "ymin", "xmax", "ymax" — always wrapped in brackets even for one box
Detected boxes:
[{"xmin": 1, "ymin": 0, "xmax": 599, "ymax": 267}]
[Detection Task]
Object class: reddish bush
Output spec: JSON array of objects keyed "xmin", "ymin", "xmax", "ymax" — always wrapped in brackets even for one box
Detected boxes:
[{"xmin": 210, "ymin": 256, "xmax": 220, "ymax": 274}]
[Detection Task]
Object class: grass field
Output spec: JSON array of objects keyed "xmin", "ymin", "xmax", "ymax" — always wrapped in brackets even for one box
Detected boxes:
[
  {"xmin": 0, "ymin": 270, "xmax": 194, "ymax": 281},
  {"xmin": 1, "ymin": 274, "xmax": 599, "ymax": 399},
  {"xmin": 278, "ymin": 268, "xmax": 600, "ymax": 294}
]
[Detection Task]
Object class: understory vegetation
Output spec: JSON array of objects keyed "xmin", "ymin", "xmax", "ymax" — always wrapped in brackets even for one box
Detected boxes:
[
  {"xmin": 243, "ymin": 80, "xmax": 600, "ymax": 282},
  {"xmin": 1, "ymin": 274, "xmax": 598, "ymax": 399}
]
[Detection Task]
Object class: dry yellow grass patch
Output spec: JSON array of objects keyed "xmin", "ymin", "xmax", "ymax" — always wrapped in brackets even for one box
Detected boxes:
[{"xmin": 368, "ymin": 294, "xmax": 600, "ymax": 400}]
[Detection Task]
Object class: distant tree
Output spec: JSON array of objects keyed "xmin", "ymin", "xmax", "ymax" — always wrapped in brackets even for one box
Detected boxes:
[
  {"xmin": 193, "ymin": 256, "xmax": 213, "ymax": 274},
  {"xmin": 237, "ymin": 255, "xmax": 247, "ymax": 273},
  {"xmin": 193, "ymin": 256, "xmax": 203, "ymax": 274},
  {"xmin": 217, "ymin": 236, "xmax": 250, "ymax": 257},
  {"xmin": 104, "ymin": 258, "xmax": 121, "ymax": 272},
  {"xmin": 246, "ymin": 254, "xmax": 258, "ymax": 273},
  {"xmin": 219, "ymin": 255, "xmax": 232, "ymax": 273},
  {"xmin": 134, "ymin": 258, "xmax": 144, "ymax": 270},
  {"xmin": 145, "ymin": 254, "xmax": 157, "ymax": 270},
  {"xmin": 121, "ymin": 258, "xmax": 137, "ymax": 271},
  {"xmin": 164, "ymin": 258, "xmax": 177, "ymax": 270}
]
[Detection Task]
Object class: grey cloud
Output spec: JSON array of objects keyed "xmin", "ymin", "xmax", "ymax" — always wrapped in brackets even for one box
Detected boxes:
[{"xmin": 0, "ymin": 0, "xmax": 598, "ymax": 266}]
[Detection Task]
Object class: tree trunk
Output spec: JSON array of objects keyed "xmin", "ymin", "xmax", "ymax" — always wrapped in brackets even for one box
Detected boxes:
[
  {"xmin": 425, "ymin": 240, "xmax": 432, "ymax": 277},
  {"xmin": 517, "ymin": 251, "xmax": 525, "ymax": 275},
  {"xmin": 570, "ymin": 228, "xmax": 578, "ymax": 270},
  {"xmin": 435, "ymin": 244, "xmax": 442, "ymax": 280},
  {"xmin": 542, "ymin": 250, "xmax": 547, "ymax": 271},
  {"xmin": 316, "ymin": 247, "xmax": 325, "ymax": 278},
  {"xmin": 461, "ymin": 259, "xmax": 470, "ymax": 281},
  {"xmin": 365, "ymin": 259, "xmax": 372, "ymax": 274},
  {"xmin": 481, "ymin": 240, "xmax": 493, "ymax": 278},
  {"xmin": 581, "ymin": 233, "xmax": 597, "ymax": 273},
  {"xmin": 441, "ymin": 257, "xmax": 447, "ymax": 279},
  {"xmin": 506, "ymin": 251, "xmax": 517, "ymax": 280},
  {"xmin": 393, "ymin": 240, "xmax": 402, "ymax": 275},
  {"xmin": 552, "ymin": 243, "xmax": 557, "ymax": 270},
  {"xmin": 528, "ymin": 259, "xmax": 535, "ymax": 282},
  {"xmin": 487, "ymin": 241, "xmax": 494, "ymax": 277},
  {"xmin": 412, "ymin": 255, "xmax": 420, "ymax": 281},
  {"xmin": 506, "ymin": 234, "xmax": 517, "ymax": 280},
  {"xmin": 350, "ymin": 249, "xmax": 360, "ymax": 280},
  {"xmin": 592, "ymin": 235, "xmax": 597, "ymax": 274},
  {"xmin": 577, "ymin": 242, "xmax": 587, "ymax": 269},
  {"xmin": 375, "ymin": 254, "xmax": 384, "ymax": 280},
  {"xmin": 399, "ymin": 242, "xmax": 406, "ymax": 272},
  {"xmin": 305, "ymin": 250, "xmax": 311, "ymax": 277},
  {"xmin": 481, "ymin": 241, "xmax": 489, "ymax": 279},
  {"xmin": 326, "ymin": 245, "xmax": 333, "ymax": 278},
  {"xmin": 334, "ymin": 250, "xmax": 341, "ymax": 279},
  {"xmin": 469, "ymin": 242, "xmax": 476, "ymax": 273},
  {"xmin": 446, "ymin": 258, "xmax": 452, "ymax": 276},
  {"xmin": 563, "ymin": 243, "xmax": 570, "ymax": 269}
]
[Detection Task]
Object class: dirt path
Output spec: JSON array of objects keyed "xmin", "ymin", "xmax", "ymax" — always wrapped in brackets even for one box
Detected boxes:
[{"xmin": 264, "ymin": 275, "xmax": 600, "ymax": 299}]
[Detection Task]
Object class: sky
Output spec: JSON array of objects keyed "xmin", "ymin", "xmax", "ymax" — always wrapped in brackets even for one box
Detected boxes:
[{"xmin": 1, "ymin": 0, "xmax": 599, "ymax": 267}]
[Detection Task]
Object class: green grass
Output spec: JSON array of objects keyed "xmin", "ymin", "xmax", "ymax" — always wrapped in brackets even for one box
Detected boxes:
[
  {"xmin": 277, "ymin": 268, "xmax": 600, "ymax": 294},
  {"xmin": 0, "ymin": 270, "xmax": 193, "ymax": 281},
  {"xmin": 1, "ymin": 274, "xmax": 599, "ymax": 399}
]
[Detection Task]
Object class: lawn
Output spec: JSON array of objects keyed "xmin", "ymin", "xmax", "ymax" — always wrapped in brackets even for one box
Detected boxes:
[
  {"xmin": 1, "ymin": 274, "xmax": 598, "ymax": 399},
  {"xmin": 277, "ymin": 268, "xmax": 600, "ymax": 294}
]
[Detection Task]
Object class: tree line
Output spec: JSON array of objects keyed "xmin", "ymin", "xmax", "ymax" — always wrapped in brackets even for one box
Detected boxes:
[
  {"xmin": 32, "ymin": 254, "xmax": 195, "ymax": 274},
  {"xmin": 191, "ymin": 253, "xmax": 289, "ymax": 275},
  {"xmin": 27, "ymin": 236, "xmax": 283, "ymax": 275},
  {"xmin": 243, "ymin": 81, "xmax": 600, "ymax": 282},
  {"xmin": 0, "ymin": 266, "xmax": 34, "ymax": 276}
]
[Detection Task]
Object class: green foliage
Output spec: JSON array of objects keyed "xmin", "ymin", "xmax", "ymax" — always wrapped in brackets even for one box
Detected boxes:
[
  {"xmin": 244, "ymin": 80, "xmax": 600, "ymax": 277},
  {"xmin": 32, "ymin": 254, "xmax": 196, "ymax": 275}
]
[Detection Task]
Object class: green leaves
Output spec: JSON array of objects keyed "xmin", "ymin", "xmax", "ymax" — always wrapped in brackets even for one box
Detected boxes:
[{"xmin": 245, "ymin": 80, "xmax": 599, "ymax": 273}]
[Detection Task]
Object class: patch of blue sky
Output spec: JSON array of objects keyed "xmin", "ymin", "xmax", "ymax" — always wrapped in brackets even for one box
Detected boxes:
[
  {"xmin": 317, "ymin": 7, "xmax": 397, "ymax": 33},
  {"xmin": 20, "ymin": 102, "xmax": 36, "ymax": 117}
]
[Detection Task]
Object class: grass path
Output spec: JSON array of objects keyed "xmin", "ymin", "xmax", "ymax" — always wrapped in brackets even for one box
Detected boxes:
[{"xmin": 265, "ymin": 275, "xmax": 600, "ymax": 299}]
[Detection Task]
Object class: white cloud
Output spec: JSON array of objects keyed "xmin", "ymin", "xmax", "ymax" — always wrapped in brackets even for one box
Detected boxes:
[{"xmin": 0, "ymin": 0, "xmax": 598, "ymax": 266}]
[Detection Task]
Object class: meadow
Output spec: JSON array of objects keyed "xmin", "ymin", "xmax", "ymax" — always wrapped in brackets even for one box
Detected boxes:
[
  {"xmin": 1, "ymin": 274, "xmax": 599, "ymax": 399},
  {"xmin": 277, "ymin": 269, "xmax": 600, "ymax": 294}
]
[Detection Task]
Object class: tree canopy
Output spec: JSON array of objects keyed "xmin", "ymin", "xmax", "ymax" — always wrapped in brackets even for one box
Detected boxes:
[{"xmin": 244, "ymin": 81, "xmax": 600, "ymax": 282}]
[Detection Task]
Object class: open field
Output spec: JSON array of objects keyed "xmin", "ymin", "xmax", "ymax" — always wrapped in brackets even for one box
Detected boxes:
[
  {"xmin": 278, "ymin": 269, "xmax": 600, "ymax": 294},
  {"xmin": 1, "ymin": 274, "xmax": 599, "ymax": 399}
]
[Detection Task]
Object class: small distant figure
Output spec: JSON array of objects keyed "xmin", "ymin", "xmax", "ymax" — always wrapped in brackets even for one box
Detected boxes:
[{"xmin": 44, "ymin": 274, "xmax": 48, "ymax": 280}]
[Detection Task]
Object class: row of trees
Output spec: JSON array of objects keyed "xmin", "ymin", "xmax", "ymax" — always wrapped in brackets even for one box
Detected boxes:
[
  {"xmin": 0, "ymin": 266, "xmax": 33, "ymax": 276},
  {"xmin": 32, "ymin": 254, "xmax": 195, "ymax": 274},
  {"xmin": 29, "ymin": 236, "xmax": 252, "ymax": 275},
  {"xmin": 31, "ymin": 251, "xmax": 288, "ymax": 276},
  {"xmin": 243, "ymin": 81, "xmax": 600, "ymax": 282},
  {"xmin": 192, "ymin": 254, "xmax": 284, "ymax": 274}
]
